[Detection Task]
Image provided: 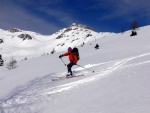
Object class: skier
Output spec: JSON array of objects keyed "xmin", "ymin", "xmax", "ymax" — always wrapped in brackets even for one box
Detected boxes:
[{"xmin": 59, "ymin": 47, "xmax": 79, "ymax": 77}]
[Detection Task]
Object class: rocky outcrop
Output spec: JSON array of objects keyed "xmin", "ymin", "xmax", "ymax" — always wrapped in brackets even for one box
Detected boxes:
[
  {"xmin": 9, "ymin": 28, "xmax": 21, "ymax": 33},
  {"xmin": 18, "ymin": 34, "xmax": 32, "ymax": 40}
]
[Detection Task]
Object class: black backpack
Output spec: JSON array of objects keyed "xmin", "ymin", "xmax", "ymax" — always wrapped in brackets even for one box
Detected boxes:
[{"xmin": 72, "ymin": 47, "xmax": 80, "ymax": 60}]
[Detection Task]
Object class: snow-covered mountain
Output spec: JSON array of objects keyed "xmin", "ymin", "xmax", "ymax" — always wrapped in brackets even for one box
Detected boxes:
[
  {"xmin": 0, "ymin": 23, "xmax": 113, "ymax": 61},
  {"xmin": 0, "ymin": 25, "xmax": 150, "ymax": 113}
]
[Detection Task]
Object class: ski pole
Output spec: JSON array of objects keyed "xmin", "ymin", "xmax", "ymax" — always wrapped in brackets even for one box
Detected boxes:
[
  {"xmin": 60, "ymin": 58, "xmax": 66, "ymax": 66},
  {"xmin": 76, "ymin": 64, "xmax": 94, "ymax": 73}
]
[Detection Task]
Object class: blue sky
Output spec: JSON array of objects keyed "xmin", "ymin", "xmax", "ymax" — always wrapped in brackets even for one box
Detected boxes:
[{"xmin": 0, "ymin": 0, "xmax": 150, "ymax": 35}]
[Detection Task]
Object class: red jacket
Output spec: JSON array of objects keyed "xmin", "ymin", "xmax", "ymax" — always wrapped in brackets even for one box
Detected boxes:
[{"xmin": 62, "ymin": 52, "xmax": 78, "ymax": 63}]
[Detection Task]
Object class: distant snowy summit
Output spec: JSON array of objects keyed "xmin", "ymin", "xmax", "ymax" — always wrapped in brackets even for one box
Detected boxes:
[
  {"xmin": 54, "ymin": 23, "xmax": 96, "ymax": 39},
  {"xmin": 71, "ymin": 23, "xmax": 93, "ymax": 30}
]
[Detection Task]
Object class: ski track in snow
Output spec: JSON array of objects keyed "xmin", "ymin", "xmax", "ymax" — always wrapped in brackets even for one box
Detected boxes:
[{"xmin": 0, "ymin": 53, "xmax": 150, "ymax": 112}]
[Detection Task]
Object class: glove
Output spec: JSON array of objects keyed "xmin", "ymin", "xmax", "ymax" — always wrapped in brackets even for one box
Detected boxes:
[{"xmin": 59, "ymin": 55, "xmax": 62, "ymax": 58}]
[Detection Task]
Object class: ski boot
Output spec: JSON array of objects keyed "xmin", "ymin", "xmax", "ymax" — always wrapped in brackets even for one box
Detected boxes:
[{"xmin": 66, "ymin": 72, "xmax": 73, "ymax": 78}]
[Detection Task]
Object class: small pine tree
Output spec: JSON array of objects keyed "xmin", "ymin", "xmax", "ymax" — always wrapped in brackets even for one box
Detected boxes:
[
  {"xmin": 81, "ymin": 42, "xmax": 85, "ymax": 47},
  {"xmin": 0, "ymin": 54, "xmax": 4, "ymax": 66},
  {"xmin": 95, "ymin": 44, "xmax": 99, "ymax": 49},
  {"xmin": 51, "ymin": 48, "xmax": 55, "ymax": 54},
  {"xmin": 7, "ymin": 57, "xmax": 17, "ymax": 70},
  {"xmin": 130, "ymin": 20, "xmax": 138, "ymax": 30},
  {"xmin": 0, "ymin": 39, "xmax": 4, "ymax": 43},
  {"xmin": 130, "ymin": 20, "xmax": 138, "ymax": 36},
  {"xmin": 24, "ymin": 57, "xmax": 27, "ymax": 60},
  {"xmin": 121, "ymin": 25, "xmax": 125, "ymax": 34}
]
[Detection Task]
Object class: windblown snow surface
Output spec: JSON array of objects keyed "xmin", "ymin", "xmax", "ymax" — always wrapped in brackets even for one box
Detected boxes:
[{"xmin": 0, "ymin": 25, "xmax": 150, "ymax": 113}]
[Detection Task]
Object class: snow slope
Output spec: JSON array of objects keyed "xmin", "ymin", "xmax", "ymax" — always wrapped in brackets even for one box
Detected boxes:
[{"xmin": 0, "ymin": 25, "xmax": 150, "ymax": 113}]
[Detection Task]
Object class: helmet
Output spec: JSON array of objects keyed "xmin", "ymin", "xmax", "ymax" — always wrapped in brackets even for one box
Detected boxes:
[{"xmin": 68, "ymin": 47, "xmax": 72, "ymax": 52}]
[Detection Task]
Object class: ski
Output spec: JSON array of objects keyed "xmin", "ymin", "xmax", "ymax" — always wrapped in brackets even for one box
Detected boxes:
[{"xmin": 51, "ymin": 74, "xmax": 84, "ymax": 81}]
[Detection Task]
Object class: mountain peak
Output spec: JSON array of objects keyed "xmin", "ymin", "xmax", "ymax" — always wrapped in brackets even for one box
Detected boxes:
[
  {"xmin": 55, "ymin": 23, "xmax": 96, "ymax": 39},
  {"xmin": 71, "ymin": 23, "xmax": 94, "ymax": 31}
]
